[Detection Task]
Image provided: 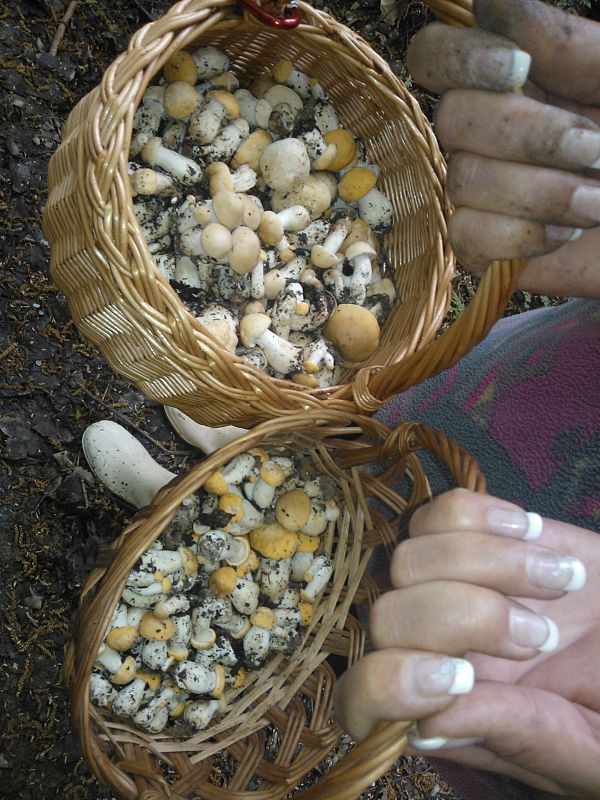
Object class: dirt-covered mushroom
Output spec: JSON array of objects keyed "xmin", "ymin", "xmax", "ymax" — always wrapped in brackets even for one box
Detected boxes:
[
  {"xmin": 311, "ymin": 215, "xmax": 352, "ymax": 269},
  {"xmin": 130, "ymin": 86, "xmax": 165, "ymax": 157},
  {"xmin": 345, "ymin": 240, "xmax": 377, "ymax": 305},
  {"xmin": 188, "ymin": 90, "xmax": 240, "ymax": 144},
  {"xmin": 300, "ymin": 553, "xmax": 333, "ymax": 603},
  {"xmin": 259, "ymin": 138, "xmax": 310, "ymax": 194},
  {"xmin": 130, "ymin": 167, "xmax": 178, "ymax": 196},
  {"xmin": 96, "ymin": 644, "xmax": 137, "ymax": 685},
  {"xmin": 142, "ymin": 136, "xmax": 203, "ymax": 185},
  {"xmin": 184, "ymin": 698, "xmax": 223, "ymax": 731},
  {"xmin": 192, "ymin": 46, "xmax": 230, "ymax": 79},
  {"xmin": 357, "ymin": 187, "xmax": 394, "ymax": 231},
  {"xmin": 243, "ymin": 606, "xmax": 275, "ymax": 669}
]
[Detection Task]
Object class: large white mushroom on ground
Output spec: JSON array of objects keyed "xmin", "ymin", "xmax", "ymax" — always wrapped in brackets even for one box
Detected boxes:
[
  {"xmin": 84, "ymin": 420, "xmax": 340, "ymax": 735},
  {"xmin": 128, "ymin": 46, "xmax": 397, "ymax": 387}
]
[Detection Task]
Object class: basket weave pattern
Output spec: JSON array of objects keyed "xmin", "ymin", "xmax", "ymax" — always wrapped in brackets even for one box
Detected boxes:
[
  {"xmin": 43, "ymin": 0, "xmax": 522, "ymax": 427},
  {"xmin": 65, "ymin": 412, "xmax": 486, "ymax": 800}
]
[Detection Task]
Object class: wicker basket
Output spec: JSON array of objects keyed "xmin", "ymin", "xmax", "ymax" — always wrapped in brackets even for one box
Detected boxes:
[
  {"xmin": 42, "ymin": 0, "xmax": 523, "ymax": 428},
  {"xmin": 65, "ymin": 411, "xmax": 486, "ymax": 800}
]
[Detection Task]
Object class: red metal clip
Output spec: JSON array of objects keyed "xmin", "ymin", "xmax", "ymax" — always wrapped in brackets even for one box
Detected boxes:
[{"xmin": 238, "ymin": 0, "xmax": 301, "ymax": 29}]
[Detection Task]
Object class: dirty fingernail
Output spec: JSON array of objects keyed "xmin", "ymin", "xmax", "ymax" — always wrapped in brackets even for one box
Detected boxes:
[
  {"xmin": 509, "ymin": 608, "xmax": 560, "ymax": 652},
  {"xmin": 476, "ymin": 48, "xmax": 530, "ymax": 89},
  {"xmin": 559, "ymin": 129, "xmax": 600, "ymax": 169},
  {"xmin": 546, "ymin": 225, "xmax": 582, "ymax": 244},
  {"xmin": 570, "ymin": 186, "xmax": 600, "ymax": 223}
]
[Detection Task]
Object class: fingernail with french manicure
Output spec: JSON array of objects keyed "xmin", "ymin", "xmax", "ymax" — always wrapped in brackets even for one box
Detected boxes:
[
  {"xmin": 413, "ymin": 657, "xmax": 474, "ymax": 697},
  {"xmin": 526, "ymin": 551, "xmax": 586, "ymax": 592},
  {"xmin": 409, "ymin": 728, "xmax": 484, "ymax": 750},
  {"xmin": 509, "ymin": 607, "xmax": 559, "ymax": 652},
  {"xmin": 488, "ymin": 508, "xmax": 543, "ymax": 540},
  {"xmin": 546, "ymin": 225, "xmax": 583, "ymax": 244},
  {"xmin": 559, "ymin": 129, "xmax": 600, "ymax": 169}
]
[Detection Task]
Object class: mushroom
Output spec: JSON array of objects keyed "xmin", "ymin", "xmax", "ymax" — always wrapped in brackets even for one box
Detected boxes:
[
  {"xmin": 345, "ymin": 240, "xmax": 377, "ymax": 305},
  {"xmin": 234, "ymin": 89, "xmax": 272, "ymax": 129},
  {"xmin": 212, "ymin": 70, "xmax": 240, "ymax": 92},
  {"xmin": 105, "ymin": 603, "xmax": 141, "ymax": 652},
  {"xmin": 90, "ymin": 672, "xmax": 118, "ymax": 708},
  {"xmin": 139, "ymin": 546, "xmax": 198, "ymax": 576},
  {"xmin": 206, "ymin": 161, "xmax": 235, "ymax": 194},
  {"xmin": 314, "ymin": 99, "xmax": 340, "ymax": 134},
  {"xmin": 239, "ymin": 313, "xmax": 302, "ymax": 375},
  {"xmin": 250, "ymin": 460, "xmax": 287, "ymax": 509},
  {"xmin": 188, "ymin": 90, "xmax": 240, "ymax": 144},
  {"xmin": 163, "ymin": 50, "xmax": 198, "ymax": 85},
  {"xmin": 263, "ymin": 255, "xmax": 308, "ymax": 300},
  {"xmin": 141, "ymin": 136, "xmax": 203, "ymax": 185},
  {"xmin": 141, "ymin": 639, "xmax": 174, "ymax": 672},
  {"xmin": 290, "ymin": 532, "xmax": 321, "ymax": 582},
  {"xmin": 163, "ymin": 80, "xmax": 199, "ymax": 120},
  {"xmin": 310, "ymin": 216, "xmax": 352, "ymax": 269},
  {"xmin": 212, "ymin": 189, "xmax": 244, "ymax": 229},
  {"xmin": 338, "ymin": 166, "xmax": 378, "ymax": 204},
  {"xmin": 271, "ymin": 59, "xmax": 311, "ymax": 100},
  {"xmin": 173, "ymin": 661, "xmax": 226, "ymax": 698},
  {"xmin": 111, "ymin": 677, "xmax": 148, "ymax": 718},
  {"xmin": 258, "ymin": 556, "xmax": 291, "ymax": 604},
  {"xmin": 82, "ymin": 421, "xmax": 177, "ymax": 509},
  {"xmin": 357, "ymin": 187, "xmax": 394, "ymax": 231},
  {"xmin": 271, "ymin": 175, "xmax": 332, "ymax": 220},
  {"xmin": 210, "ymin": 566, "xmax": 260, "ymax": 616},
  {"xmin": 130, "ymin": 168, "xmax": 178, "ymax": 196},
  {"xmin": 153, "ymin": 594, "xmax": 191, "ymax": 619},
  {"xmin": 243, "ymin": 607, "xmax": 276, "ymax": 669},
  {"xmin": 201, "ymin": 223, "xmax": 232, "ymax": 260},
  {"xmin": 259, "ymin": 138, "xmax": 310, "ymax": 193},
  {"xmin": 192, "ymin": 46, "xmax": 230, "ymax": 78},
  {"xmin": 166, "ymin": 614, "xmax": 192, "ymax": 662},
  {"xmin": 190, "ymin": 596, "xmax": 232, "ymax": 650},
  {"xmin": 195, "ymin": 529, "xmax": 250, "ymax": 566},
  {"xmin": 218, "ymin": 492, "xmax": 264, "ymax": 535},
  {"xmin": 184, "ymin": 698, "xmax": 223, "ymax": 731},
  {"xmin": 323, "ymin": 128, "xmax": 357, "ymax": 172},
  {"xmin": 133, "ymin": 686, "xmax": 177, "ymax": 733},
  {"xmin": 96, "ymin": 644, "xmax": 137, "ymax": 685},
  {"xmin": 299, "ymin": 129, "xmax": 337, "ymax": 171},
  {"xmin": 275, "ymin": 489, "xmax": 311, "ymax": 532},
  {"xmin": 300, "ymin": 553, "xmax": 333, "ymax": 603},
  {"xmin": 270, "ymin": 282, "xmax": 308, "ymax": 339},
  {"xmin": 249, "ymin": 521, "xmax": 299, "ymax": 560},
  {"xmin": 197, "ymin": 303, "xmax": 238, "ymax": 353},
  {"xmin": 323, "ymin": 304, "xmax": 381, "ymax": 364},
  {"xmin": 204, "ymin": 118, "xmax": 249, "ymax": 163},
  {"xmin": 229, "ymin": 227, "xmax": 261, "ymax": 275},
  {"xmin": 231, "ymin": 129, "xmax": 273, "ymax": 171},
  {"xmin": 122, "ymin": 587, "xmax": 168, "ymax": 609},
  {"xmin": 302, "ymin": 337, "xmax": 336, "ymax": 375}
]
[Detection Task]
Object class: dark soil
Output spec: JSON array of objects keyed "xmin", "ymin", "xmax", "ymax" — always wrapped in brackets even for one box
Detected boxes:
[{"xmin": 0, "ymin": 1, "xmax": 593, "ymax": 798}]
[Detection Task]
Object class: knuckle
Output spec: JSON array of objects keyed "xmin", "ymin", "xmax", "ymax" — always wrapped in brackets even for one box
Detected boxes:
[
  {"xmin": 432, "ymin": 488, "xmax": 474, "ymax": 531},
  {"xmin": 369, "ymin": 592, "xmax": 397, "ymax": 649},
  {"xmin": 390, "ymin": 538, "xmax": 423, "ymax": 588},
  {"xmin": 447, "ymin": 211, "xmax": 490, "ymax": 272}
]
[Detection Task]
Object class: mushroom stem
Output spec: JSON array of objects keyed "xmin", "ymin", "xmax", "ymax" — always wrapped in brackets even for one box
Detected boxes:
[{"xmin": 164, "ymin": 407, "xmax": 246, "ymax": 453}]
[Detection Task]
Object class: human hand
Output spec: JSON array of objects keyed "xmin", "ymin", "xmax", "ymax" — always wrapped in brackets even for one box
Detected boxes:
[
  {"xmin": 406, "ymin": 0, "xmax": 600, "ymax": 299},
  {"xmin": 333, "ymin": 488, "xmax": 600, "ymax": 796}
]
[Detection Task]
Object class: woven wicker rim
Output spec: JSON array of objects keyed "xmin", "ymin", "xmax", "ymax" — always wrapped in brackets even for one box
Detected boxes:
[{"xmin": 65, "ymin": 411, "xmax": 486, "ymax": 800}]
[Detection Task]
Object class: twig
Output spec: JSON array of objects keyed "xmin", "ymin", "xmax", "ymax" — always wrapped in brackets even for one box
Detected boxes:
[
  {"xmin": 77, "ymin": 383, "xmax": 188, "ymax": 457},
  {"xmin": 49, "ymin": 0, "xmax": 78, "ymax": 57}
]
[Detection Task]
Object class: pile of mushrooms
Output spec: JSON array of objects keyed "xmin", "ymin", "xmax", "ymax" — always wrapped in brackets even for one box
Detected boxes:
[
  {"xmin": 129, "ymin": 45, "xmax": 397, "ymax": 386},
  {"xmin": 90, "ymin": 442, "xmax": 339, "ymax": 735}
]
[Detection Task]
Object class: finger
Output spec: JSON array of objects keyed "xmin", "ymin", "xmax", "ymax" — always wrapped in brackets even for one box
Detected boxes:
[
  {"xmin": 435, "ymin": 90, "xmax": 600, "ymax": 172},
  {"xmin": 518, "ymin": 227, "xmax": 600, "ymax": 298},
  {"xmin": 474, "ymin": 0, "xmax": 600, "ymax": 105},
  {"xmin": 332, "ymin": 648, "xmax": 474, "ymax": 742},
  {"xmin": 409, "ymin": 681, "xmax": 600, "ymax": 795},
  {"xmin": 448, "ymin": 207, "xmax": 579, "ymax": 272},
  {"xmin": 447, "ymin": 152, "xmax": 600, "ymax": 229},
  {"xmin": 390, "ymin": 531, "xmax": 586, "ymax": 598},
  {"xmin": 370, "ymin": 582, "xmax": 559, "ymax": 659},
  {"xmin": 406, "ymin": 23, "xmax": 530, "ymax": 94},
  {"xmin": 409, "ymin": 488, "xmax": 541, "ymax": 541}
]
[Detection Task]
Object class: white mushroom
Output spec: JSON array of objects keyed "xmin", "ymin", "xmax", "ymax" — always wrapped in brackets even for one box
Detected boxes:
[
  {"xmin": 300, "ymin": 553, "xmax": 333, "ymax": 603},
  {"xmin": 96, "ymin": 644, "xmax": 137, "ymax": 685},
  {"xmin": 188, "ymin": 90, "xmax": 240, "ymax": 144},
  {"xmin": 141, "ymin": 136, "xmax": 203, "ymax": 185},
  {"xmin": 130, "ymin": 87, "xmax": 166, "ymax": 156},
  {"xmin": 259, "ymin": 138, "xmax": 310, "ymax": 193},
  {"xmin": 201, "ymin": 223, "xmax": 232, "ymax": 260},
  {"xmin": 229, "ymin": 226, "xmax": 261, "ymax": 275},
  {"xmin": 204, "ymin": 117, "xmax": 249, "ymax": 162},
  {"xmin": 358, "ymin": 187, "xmax": 394, "ymax": 231},
  {"xmin": 197, "ymin": 303, "xmax": 238, "ymax": 353},
  {"xmin": 239, "ymin": 313, "xmax": 302, "ymax": 375},
  {"xmin": 263, "ymin": 255, "xmax": 308, "ymax": 300},
  {"xmin": 345, "ymin": 240, "xmax": 377, "ymax": 305},
  {"xmin": 184, "ymin": 699, "xmax": 223, "ymax": 731},
  {"xmin": 311, "ymin": 216, "xmax": 352, "ymax": 269},
  {"xmin": 111, "ymin": 677, "xmax": 147, "ymax": 718},
  {"xmin": 243, "ymin": 607, "xmax": 275, "ymax": 669},
  {"xmin": 192, "ymin": 46, "xmax": 230, "ymax": 78},
  {"xmin": 195, "ymin": 529, "xmax": 250, "ymax": 566},
  {"xmin": 234, "ymin": 88, "xmax": 272, "ymax": 129},
  {"xmin": 314, "ymin": 99, "xmax": 340, "ymax": 134},
  {"xmin": 130, "ymin": 168, "xmax": 178, "ymax": 196},
  {"xmin": 259, "ymin": 556, "xmax": 291, "ymax": 604},
  {"xmin": 173, "ymin": 660, "xmax": 226, "ymax": 697},
  {"xmin": 272, "ymin": 60, "xmax": 311, "ymax": 100},
  {"xmin": 82, "ymin": 421, "xmax": 176, "ymax": 509},
  {"xmin": 250, "ymin": 460, "xmax": 287, "ymax": 509},
  {"xmin": 133, "ymin": 686, "xmax": 177, "ymax": 733},
  {"xmin": 89, "ymin": 672, "xmax": 118, "ymax": 708},
  {"xmin": 164, "ymin": 407, "xmax": 246, "ymax": 454}
]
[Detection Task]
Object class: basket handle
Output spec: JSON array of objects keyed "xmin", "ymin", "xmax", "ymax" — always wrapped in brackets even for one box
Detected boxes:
[
  {"xmin": 355, "ymin": 0, "xmax": 525, "ymax": 409},
  {"xmin": 295, "ymin": 420, "xmax": 486, "ymax": 800},
  {"xmin": 238, "ymin": 0, "xmax": 302, "ymax": 28}
]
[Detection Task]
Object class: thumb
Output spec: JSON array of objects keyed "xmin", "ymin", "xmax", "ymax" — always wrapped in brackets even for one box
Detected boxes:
[{"xmin": 474, "ymin": 0, "xmax": 600, "ymax": 105}]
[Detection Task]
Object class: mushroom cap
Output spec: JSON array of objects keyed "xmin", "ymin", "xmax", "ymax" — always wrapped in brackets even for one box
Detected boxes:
[
  {"xmin": 139, "ymin": 613, "xmax": 176, "ymax": 641},
  {"xmin": 298, "ymin": 601, "xmax": 314, "ymax": 625},
  {"xmin": 231, "ymin": 129, "xmax": 273, "ymax": 171},
  {"xmin": 201, "ymin": 223, "xmax": 233, "ymax": 260},
  {"xmin": 275, "ymin": 489, "xmax": 311, "ymax": 531},
  {"xmin": 264, "ymin": 84, "xmax": 303, "ymax": 112},
  {"xmin": 163, "ymin": 50, "xmax": 198, "ymax": 84},
  {"xmin": 204, "ymin": 470, "xmax": 228, "ymax": 495},
  {"xmin": 239, "ymin": 312, "xmax": 271, "ymax": 348},
  {"xmin": 106, "ymin": 626, "xmax": 138, "ymax": 652},
  {"xmin": 260, "ymin": 139, "xmax": 311, "ymax": 194},
  {"xmin": 232, "ymin": 667, "xmax": 247, "ymax": 688},
  {"xmin": 209, "ymin": 565, "xmax": 238, "ymax": 596},
  {"xmin": 340, "ymin": 218, "xmax": 373, "ymax": 253},
  {"xmin": 212, "ymin": 664, "xmax": 226, "ymax": 698},
  {"xmin": 249, "ymin": 522, "xmax": 299, "ymax": 559},
  {"xmin": 272, "ymin": 59, "xmax": 294, "ymax": 83},
  {"xmin": 137, "ymin": 670, "xmax": 161, "ymax": 692},
  {"xmin": 218, "ymin": 492, "xmax": 244, "ymax": 522},
  {"xmin": 212, "ymin": 189, "xmax": 244, "ymax": 229},
  {"xmin": 310, "ymin": 244, "xmax": 341, "ymax": 270},
  {"xmin": 345, "ymin": 241, "xmax": 377, "ymax": 261},
  {"xmin": 164, "ymin": 81, "xmax": 199, "ymax": 119},
  {"xmin": 250, "ymin": 606, "xmax": 276, "ymax": 629},
  {"xmin": 181, "ymin": 546, "xmax": 198, "ymax": 576},
  {"xmin": 338, "ymin": 166, "xmax": 378, "ymax": 203},
  {"xmin": 130, "ymin": 168, "xmax": 175, "ymax": 196},
  {"xmin": 111, "ymin": 655, "xmax": 137, "ymax": 685},
  {"xmin": 236, "ymin": 548, "xmax": 260, "ymax": 576},
  {"xmin": 272, "ymin": 175, "xmax": 331, "ymax": 219},
  {"xmin": 191, "ymin": 628, "xmax": 217, "ymax": 650},
  {"xmin": 229, "ymin": 227, "xmax": 261, "ymax": 275},
  {"xmin": 323, "ymin": 129, "xmax": 357, "ymax": 171},
  {"xmin": 297, "ymin": 531, "xmax": 321, "ymax": 553},
  {"xmin": 227, "ymin": 536, "xmax": 252, "ymax": 567},
  {"xmin": 324, "ymin": 304, "xmax": 381, "ymax": 363},
  {"xmin": 257, "ymin": 210, "xmax": 285, "ymax": 247},
  {"xmin": 250, "ymin": 74, "xmax": 276, "ymax": 98},
  {"xmin": 206, "ymin": 89, "xmax": 240, "ymax": 120},
  {"xmin": 258, "ymin": 460, "xmax": 286, "ymax": 487},
  {"xmin": 206, "ymin": 161, "xmax": 235, "ymax": 194}
]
